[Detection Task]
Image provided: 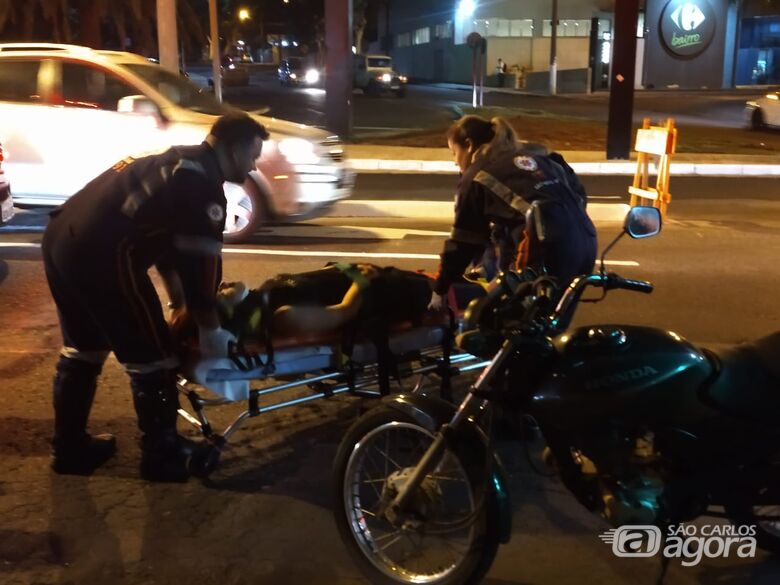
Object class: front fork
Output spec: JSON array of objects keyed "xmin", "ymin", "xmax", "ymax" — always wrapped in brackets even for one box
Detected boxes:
[{"xmin": 384, "ymin": 340, "xmax": 515, "ymax": 525}]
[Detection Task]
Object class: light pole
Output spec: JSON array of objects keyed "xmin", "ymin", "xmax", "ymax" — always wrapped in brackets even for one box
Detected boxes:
[
  {"xmin": 325, "ymin": 0, "xmax": 353, "ymax": 138},
  {"xmin": 209, "ymin": 0, "xmax": 222, "ymax": 102},
  {"xmin": 549, "ymin": 0, "xmax": 558, "ymax": 95}
]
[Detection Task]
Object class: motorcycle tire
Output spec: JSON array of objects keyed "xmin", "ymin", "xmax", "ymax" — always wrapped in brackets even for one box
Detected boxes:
[
  {"xmin": 332, "ymin": 404, "xmax": 501, "ymax": 585},
  {"xmin": 726, "ymin": 477, "xmax": 780, "ymax": 555}
]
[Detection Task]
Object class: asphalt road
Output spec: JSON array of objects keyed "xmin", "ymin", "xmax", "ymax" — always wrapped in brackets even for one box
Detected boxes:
[
  {"xmin": 204, "ymin": 67, "xmax": 769, "ymax": 134},
  {"xmin": 2, "ymin": 194, "xmax": 780, "ymax": 584}
]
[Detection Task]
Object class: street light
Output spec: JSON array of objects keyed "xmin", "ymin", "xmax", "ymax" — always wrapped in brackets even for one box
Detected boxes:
[
  {"xmin": 456, "ymin": 0, "xmax": 476, "ymax": 19},
  {"xmin": 238, "ymin": 8, "xmax": 250, "ymax": 21}
]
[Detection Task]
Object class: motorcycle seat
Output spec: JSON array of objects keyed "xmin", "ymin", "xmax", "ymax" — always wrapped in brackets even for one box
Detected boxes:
[{"xmin": 702, "ymin": 332, "xmax": 780, "ymax": 423}]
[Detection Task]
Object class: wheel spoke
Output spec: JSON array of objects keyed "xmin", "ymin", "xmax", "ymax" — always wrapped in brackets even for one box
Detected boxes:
[{"xmin": 377, "ymin": 533, "xmax": 406, "ymax": 552}]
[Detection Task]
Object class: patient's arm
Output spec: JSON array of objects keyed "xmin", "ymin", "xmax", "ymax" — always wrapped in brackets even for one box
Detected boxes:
[{"xmin": 272, "ymin": 281, "xmax": 363, "ymax": 335}]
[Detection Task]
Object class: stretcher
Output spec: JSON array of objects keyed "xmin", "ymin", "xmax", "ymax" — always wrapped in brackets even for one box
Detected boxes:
[{"xmin": 175, "ymin": 300, "xmax": 489, "ymax": 477}]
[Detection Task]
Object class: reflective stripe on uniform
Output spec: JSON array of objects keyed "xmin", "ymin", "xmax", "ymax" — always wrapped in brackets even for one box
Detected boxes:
[
  {"xmin": 121, "ymin": 165, "xmax": 174, "ymax": 218},
  {"xmin": 122, "ymin": 356, "xmax": 179, "ymax": 375},
  {"xmin": 474, "ymin": 170, "xmax": 531, "ymax": 214},
  {"xmin": 173, "ymin": 159, "xmax": 207, "ymax": 177},
  {"xmin": 60, "ymin": 347, "xmax": 110, "ymax": 364},
  {"xmin": 173, "ymin": 234, "xmax": 223, "ymax": 256},
  {"xmin": 117, "ymin": 238, "xmax": 168, "ymax": 355},
  {"xmin": 450, "ymin": 227, "xmax": 488, "ymax": 245}
]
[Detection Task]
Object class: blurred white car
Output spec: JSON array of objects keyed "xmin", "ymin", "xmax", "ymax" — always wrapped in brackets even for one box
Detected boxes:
[
  {"xmin": 0, "ymin": 43, "xmax": 353, "ymax": 243},
  {"xmin": 0, "ymin": 141, "xmax": 12, "ymax": 225},
  {"xmin": 745, "ymin": 91, "xmax": 780, "ymax": 130}
]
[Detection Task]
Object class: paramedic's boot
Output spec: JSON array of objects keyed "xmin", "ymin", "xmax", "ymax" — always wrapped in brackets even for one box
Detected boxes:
[
  {"xmin": 131, "ymin": 370, "xmax": 192, "ymax": 483},
  {"xmin": 51, "ymin": 356, "xmax": 116, "ymax": 475}
]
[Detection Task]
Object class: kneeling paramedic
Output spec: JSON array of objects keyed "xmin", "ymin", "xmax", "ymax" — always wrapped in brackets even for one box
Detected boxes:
[
  {"xmin": 430, "ymin": 115, "xmax": 597, "ymax": 309},
  {"xmin": 43, "ymin": 113, "xmax": 269, "ymax": 481}
]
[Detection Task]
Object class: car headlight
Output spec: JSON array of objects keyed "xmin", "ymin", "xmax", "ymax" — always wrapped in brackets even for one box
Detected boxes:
[
  {"xmin": 381, "ymin": 73, "xmax": 392, "ymax": 83},
  {"xmin": 399, "ymin": 75, "xmax": 408, "ymax": 83},
  {"xmin": 278, "ymin": 138, "xmax": 320, "ymax": 164},
  {"xmin": 305, "ymin": 69, "xmax": 320, "ymax": 84}
]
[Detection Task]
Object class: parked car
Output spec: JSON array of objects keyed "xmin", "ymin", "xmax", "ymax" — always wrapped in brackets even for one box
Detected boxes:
[
  {"xmin": 0, "ymin": 43, "xmax": 352, "ymax": 243},
  {"xmin": 0, "ymin": 141, "xmax": 13, "ymax": 225},
  {"xmin": 353, "ymin": 54, "xmax": 407, "ymax": 97},
  {"xmin": 278, "ymin": 57, "xmax": 322, "ymax": 87},
  {"xmin": 746, "ymin": 91, "xmax": 780, "ymax": 129}
]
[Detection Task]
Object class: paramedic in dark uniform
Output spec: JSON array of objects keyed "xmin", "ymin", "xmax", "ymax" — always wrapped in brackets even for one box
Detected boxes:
[
  {"xmin": 429, "ymin": 115, "xmax": 597, "ymax": 309},
  {"xmin": 43, "ymin": 113, "xmax": 269, "ymax": 481}
]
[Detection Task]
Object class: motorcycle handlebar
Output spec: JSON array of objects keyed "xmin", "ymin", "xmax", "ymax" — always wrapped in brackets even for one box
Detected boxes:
[
  {"xmin": 605, "ymin": 274, "xmax": 654, "ymax": 294},
  {"xmin": 550, "ymin": 272, "xmax": 654, "ymax": 331}
]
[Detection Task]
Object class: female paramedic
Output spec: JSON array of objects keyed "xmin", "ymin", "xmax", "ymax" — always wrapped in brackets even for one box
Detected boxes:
[{"xmin": 429, "ymin": 115, "xmax": 597, "ymax": 310}]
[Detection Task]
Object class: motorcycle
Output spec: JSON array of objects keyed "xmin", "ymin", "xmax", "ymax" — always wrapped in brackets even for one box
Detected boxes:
[{"xmin": 332, "ymin": 206, "xmax": 780, "ymax": 585}]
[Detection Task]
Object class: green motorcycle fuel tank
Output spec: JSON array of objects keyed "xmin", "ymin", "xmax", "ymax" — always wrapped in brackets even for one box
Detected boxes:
[{"xmin": 528, "ymin": 325, "xmax": 715, "ymax": 431}]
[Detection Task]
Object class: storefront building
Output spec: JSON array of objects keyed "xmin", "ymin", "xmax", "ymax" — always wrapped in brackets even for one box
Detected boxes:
[{"xmin": 369, "ymin": 0, "xmax": 779, "ymax": 90}]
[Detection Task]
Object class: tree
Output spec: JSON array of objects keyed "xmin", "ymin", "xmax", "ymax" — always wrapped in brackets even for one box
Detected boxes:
[
  {"xmin": 0, "ymin": 0, "xmax": 208, "ymax": 60},
  {"xmin": 353, "ymin": 0, "xmax": 369, "ymax": 54}
]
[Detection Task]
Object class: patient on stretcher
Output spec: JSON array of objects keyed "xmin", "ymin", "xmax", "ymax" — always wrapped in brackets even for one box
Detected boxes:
[
  {"xmin": 169, "ymin": 263, "xmax": 486, "ymax": 401},
  {"xmin": 170, "ymin": 262, "xmax": 438, "ymax": 351}
]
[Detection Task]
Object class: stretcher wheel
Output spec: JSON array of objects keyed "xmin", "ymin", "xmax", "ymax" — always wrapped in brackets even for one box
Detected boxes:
[{"xmin": 189, "ymin": 444, "xmax": 221, "ymax": 478}]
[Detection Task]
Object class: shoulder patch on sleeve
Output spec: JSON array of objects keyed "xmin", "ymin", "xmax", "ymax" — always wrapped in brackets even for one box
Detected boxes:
[
  {"xmin": 173, "ymin": 159, "xmax": 207, "ymax": 176},
  {"xmin": 513, "ymin": 156, "xmax": 538, "ymax": 172},
  {"xmin": 206, "ymin": 203, "xmax": 225, "ymax": 222}
]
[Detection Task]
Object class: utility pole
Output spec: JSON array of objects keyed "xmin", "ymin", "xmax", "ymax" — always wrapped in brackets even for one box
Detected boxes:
[
  {"xmin": 549, "ymin": 0, "xmax": 558, "ymax": 95},
  {"xmin": 209, "ymin": 0, "xmax": 222, "ymax": 102},
  {"xmin": 157, "ymin": 0, "xmax": 180, "ymax": 73},
  {"xmin": 606, "ymin": 0, "xmax": 639, "ymax": 159},
  {"xmin": 325, "ymin": 0, "xmax": 353, "ymax": 138}
]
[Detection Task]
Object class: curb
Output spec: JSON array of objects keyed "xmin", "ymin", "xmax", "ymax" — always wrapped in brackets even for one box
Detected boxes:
[
  {"xmin": 329, "ymin": 200, "xmax": 630, "ymax": 222},
  {"xmin": 347, "ymin": 159, "xmax": 780, "ymax": 177}
]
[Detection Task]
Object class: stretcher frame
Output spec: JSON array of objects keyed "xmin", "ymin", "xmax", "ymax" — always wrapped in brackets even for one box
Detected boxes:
[{"xmin": 175, "ymin": 325, "xmax": 488, "ymax": 477}]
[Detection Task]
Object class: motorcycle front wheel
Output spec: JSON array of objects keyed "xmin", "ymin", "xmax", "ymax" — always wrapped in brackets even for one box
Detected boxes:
[{"xmin": 333, "ymin": 404, "xmax": 501, "ymax": 585}]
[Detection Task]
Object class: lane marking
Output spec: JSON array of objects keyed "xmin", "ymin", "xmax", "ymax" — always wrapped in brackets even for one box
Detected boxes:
[
  {"xmin": 331, "ymin": 200, "xmax": 630, "ymax": 222},
  {"xmin": 0, "ymin": 241, "xmax": 640, "ymax": 266},
  {"xmin": 0, "ymin": 226, "xmax": 46, "ymax": 233},
  {"xmin": 254, "ymin": 224, "xmax": 451, "ymax": 239},
  {"xmin": 0, "ymin": 242, "xmax": 41, "ymax": 248}
]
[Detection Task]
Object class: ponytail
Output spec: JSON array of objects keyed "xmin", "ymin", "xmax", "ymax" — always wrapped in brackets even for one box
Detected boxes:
[{"xmin": 446, "ymin": 115, "xmax": 519, "ymax": 166}]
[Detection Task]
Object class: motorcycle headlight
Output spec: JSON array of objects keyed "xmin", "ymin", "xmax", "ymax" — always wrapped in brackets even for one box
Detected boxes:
[
  {"xmin": 305, "ymin": 69, "xmax": 320, "ymax": 84},
  {"xmin": 278, "ymin": 138, "xmax": 320, "ymax": 164},
  {"xmin": 289, "ymin": 72, "xmax": 297, "ymax": 79}
]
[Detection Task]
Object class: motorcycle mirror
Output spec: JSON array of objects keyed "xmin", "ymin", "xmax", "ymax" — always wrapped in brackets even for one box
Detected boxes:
[{"xmin": 624, "ymin": 206, "xmax": 662, "ymax": 239}]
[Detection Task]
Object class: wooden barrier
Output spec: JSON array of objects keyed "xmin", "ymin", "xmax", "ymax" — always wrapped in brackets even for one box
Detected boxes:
[{"xmin": 628, "ymin": 118, "xmax": 677, "ymax": 216}]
